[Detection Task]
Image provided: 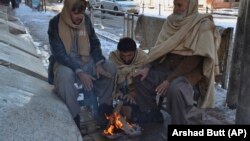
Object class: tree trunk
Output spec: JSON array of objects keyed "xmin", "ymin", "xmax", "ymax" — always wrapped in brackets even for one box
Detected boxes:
[
  {"xmin": 235, "ymin": 0, "xmax": 250, "ymax": 124},
  {"xmin": 226, "ymin": 0, "xmax": 245, "ymax": 109}
]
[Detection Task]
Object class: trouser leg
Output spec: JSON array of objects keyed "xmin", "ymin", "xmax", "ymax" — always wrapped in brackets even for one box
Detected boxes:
[
  {"xmin": 79, "ymin": 87, "xmax": 99, "ymax": 120},
  {"xmin": 166, "ymin": 77, "xmax": 201, "ymax": 124},
  {"xmin": 132, "ymin": 70, "xmax": 166, "ymax": 123},
  {"xmin": 94, "ymin": 60, "xmax": 116, "ymax": 106},
  {"xmin": 54, "ymin": 65, "xmax": 80, "ymax": 118},
  {"xmin": 93, "ymin": 61, "xmax": 116, "ymax": 126},
  {"xmin": 133, "ymin": 69, "xmax": 166, "ymax": 112}
]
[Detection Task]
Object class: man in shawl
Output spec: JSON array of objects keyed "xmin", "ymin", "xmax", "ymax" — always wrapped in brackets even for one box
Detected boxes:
[
  {"xmin": 109, "ymin": 37, "xmax": 147, "ymax": 119},
  {"xmin": 47, "ymin": 0, "xmax": 116, "ymax": 129},
  {"xmin": 133, "ymin": 0, "xmax": 221, "ymax": 124}
]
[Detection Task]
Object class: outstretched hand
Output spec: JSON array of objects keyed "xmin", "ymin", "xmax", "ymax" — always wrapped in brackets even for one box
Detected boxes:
[
  {"xmin": 123, "ymin": 94, "xmax": 136, "ymax": 104},
  {"xmin": 113, "ymin": 91, "xmax": 136, "ymax": 104},
  {"xmin": 132, "ymin": 67, "xmax": 150, "ymax": 81},
  {"xmin": 96, "ymin": 64, "xmax": 113, "ymax": 79},
  {"xmin": 113, "ymin": 91, "xmax": 123, "ymax": 100},
  {"xmin": 155, "ymin": 80, "xmax": 170, "ymax": 96},
  {"xmin": 77, "ymin": 72, "xmax": 96, "ymax": 91}
]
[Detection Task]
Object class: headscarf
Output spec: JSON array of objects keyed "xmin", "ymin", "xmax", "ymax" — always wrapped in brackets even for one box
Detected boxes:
[
  {"xmin": 146, "ymin": 0, "xmax": 221, "ymax": 108},
  {"xmin": 109, "ymin": 49, "xmax": 147, "ymax": 95},
  {"xmin": 59, "ymin": 0, "xmax": 90, "ymax": 61}
]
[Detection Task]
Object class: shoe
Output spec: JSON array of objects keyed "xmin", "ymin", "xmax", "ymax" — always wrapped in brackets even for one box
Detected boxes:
[{"xmin": 74, "ymin": 114, "xmax": 81, "ymax": 130}]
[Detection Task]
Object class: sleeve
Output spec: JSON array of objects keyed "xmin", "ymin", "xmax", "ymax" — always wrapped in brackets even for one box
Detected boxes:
[{"xmin": 85, "ymin": 15, "xmax": 106, "ymax": 64}]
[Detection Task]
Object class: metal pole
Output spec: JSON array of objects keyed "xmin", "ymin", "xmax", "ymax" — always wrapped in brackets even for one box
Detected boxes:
[
  {"xmin": 44, "ymin": 0, "xmax": 46, "ymax": 12},
  {"xmin": 159, "ymin": 4, "xmax": 161, "ymax": 16},
  {"xmin": 41, "ymin": 0, "xmax": 44, "ymax": 11},
  {"xmin": 123, "ymin": 13, "xmax": 126, "ymax": 37},
  {"xmin": 127, "ymin": 14, "xmax": 130, "ymax": 37},
  {"xmin": 142, "ymin": 1, "xmax": 145, "ymax": 14},
  {"xmin": 101, "ymin": 10, "xmax": 103, "ymax": 29},
  {"xmin": 131, "ymin": 15, "xmax": 134, "ymax": 39}
]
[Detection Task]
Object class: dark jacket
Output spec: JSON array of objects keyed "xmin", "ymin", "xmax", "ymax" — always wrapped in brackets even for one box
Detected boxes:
[{"xmin": 47, "ymin": 13, "xmax": 105, "ymax": 84}]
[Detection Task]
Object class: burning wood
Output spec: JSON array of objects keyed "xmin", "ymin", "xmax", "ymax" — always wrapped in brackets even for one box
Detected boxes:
[{"xmin": 103, "ymin": 101, "xmax": 141, "ymax": 139}]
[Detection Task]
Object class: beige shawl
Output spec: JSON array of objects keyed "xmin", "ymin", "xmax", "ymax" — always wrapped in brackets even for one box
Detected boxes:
[
  {"xmin": 146, "ymin": 0, "xmax": 221, "ymax": 108},
  {"xmin": 59, "ymin": 0, "xmax": 90, "ymax": 62},
  {"xmin": 109, "ymin": 49, "xmax": 147, "ymax": 95}
]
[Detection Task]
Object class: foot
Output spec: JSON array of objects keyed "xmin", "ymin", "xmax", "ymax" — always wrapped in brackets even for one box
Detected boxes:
[{"xmin": 73, "ymin": 114, "xmax": 81, "ymax": 130}]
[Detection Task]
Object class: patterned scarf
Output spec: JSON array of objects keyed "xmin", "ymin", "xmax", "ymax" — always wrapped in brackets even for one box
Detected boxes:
[{"xmin": 59, "ymin": 0, "xmax": 90, "ymax": 62}]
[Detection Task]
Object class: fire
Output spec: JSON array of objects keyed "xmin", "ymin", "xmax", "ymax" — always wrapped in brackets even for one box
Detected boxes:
[
  {"xmin": 103, "ymin": 112, "xmax": 141, "ymax": 137},
  {"xmin": 103, "ymin": 125, "xmax": 115, "ymax": 135},
  {"xmin": 103, "ymin": 112, "xmax": 127, "ymax": 135},
  {"xmin": 103, "ymin": 101, "xmax": 141, "ymax": 139}
]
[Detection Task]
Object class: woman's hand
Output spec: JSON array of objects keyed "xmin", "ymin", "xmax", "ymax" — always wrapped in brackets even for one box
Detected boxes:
[{"xmin": 155, "ymin": 80, "xmax": 170, "ymax": 96}]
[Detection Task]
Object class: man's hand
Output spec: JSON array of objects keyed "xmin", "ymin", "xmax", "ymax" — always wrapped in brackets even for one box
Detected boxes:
[
  {"xmin": 123, "ymin": 94, "xmax": 136, "ymax": 104},
  {"xmin": 132, "ymin": 67, "xmax": 150, "ymax": 81},
  {"xmin": 155, "ymin": 80, "xmax": 170, "ymax": 96},
  {"xmin": 113, "ymin": 91, "xmax": 123, "ymax": 100},
  {"xmin": 77, "ymin": 72, "xmax": 96, "ymax": 91},
  {"xmin": 96, "ymin": 64, "xmax": 113, "ymax": 79},
  {"xmin": 113, "ymin": 90, "xmax": 136, "ymax": 104}
]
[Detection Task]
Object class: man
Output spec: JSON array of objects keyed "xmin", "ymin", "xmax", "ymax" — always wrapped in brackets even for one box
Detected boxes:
[
  {"xmin": 133, "ymin": 0, "xmax": 221, "ymax": 124},
  {"xmin": 109, "ymin": 37, "xmax": 147, "ymax": 119},
  {"xmin": 47, "ymin": 0, "xmax": 116, "ymax": 129},
  {"xmin": 2, "ymin": 0, "xmax": 18, "ymax": 8}
]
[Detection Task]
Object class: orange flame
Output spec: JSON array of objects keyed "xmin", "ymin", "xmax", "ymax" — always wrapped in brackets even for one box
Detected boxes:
[
  {"xmin": 103, "ymin": 112, "xmax": 133, "ymax": 135},
  {"xmin": 104, "ymin": 125, "xmax": 115, "ymax": 135}
]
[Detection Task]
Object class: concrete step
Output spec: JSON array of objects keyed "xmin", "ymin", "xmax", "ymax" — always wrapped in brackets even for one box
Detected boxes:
[
  {"xmin": 0, "ymin": 30, "xmax": 38, "ymax": 57},
  {"xmin": 0, "ymin": 42, "xmax": 47, "ymax": 81},
  {"xmin": 0, "ymin": 65, "xmax": 83, "ymax": 141}
]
